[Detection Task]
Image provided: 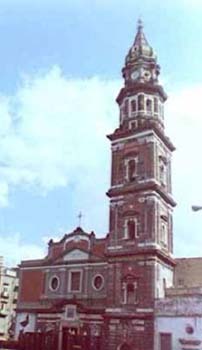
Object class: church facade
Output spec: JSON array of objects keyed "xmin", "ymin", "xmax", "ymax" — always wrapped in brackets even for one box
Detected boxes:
[{"xmin": 15, "ymin": 21, "xmax": 177, "ymax": 350}]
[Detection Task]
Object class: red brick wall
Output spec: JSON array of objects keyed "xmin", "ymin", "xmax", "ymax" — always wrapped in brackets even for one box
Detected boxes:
[
  {"xmin": 105, "ymin": 317, "xmax": 154, "ymax": 350},
  {"xmin": 19, "ymin": 269, "xmax": 44, "ymax": 302}
]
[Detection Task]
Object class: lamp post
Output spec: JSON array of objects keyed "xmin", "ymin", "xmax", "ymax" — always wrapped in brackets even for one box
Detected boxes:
[{"xmin": 192, "ymin": 205, "xmax": 202, "ymax": 212}]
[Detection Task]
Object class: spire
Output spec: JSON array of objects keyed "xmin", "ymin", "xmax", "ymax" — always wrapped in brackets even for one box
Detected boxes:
[
  {"xmin": 125, "ymin": 19, "xmax": 156, "ymax": 65},
  {"xmin": 134, "ymin": 18, "xmax": 149, "ymax": 48}
]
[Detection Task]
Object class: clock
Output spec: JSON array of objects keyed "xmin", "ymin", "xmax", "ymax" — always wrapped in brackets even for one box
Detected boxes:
[
  {"xmin": 131, "ymin": 70, "xmax": 139, "ymax": 80},
  {"xmin": 143, "ymin": 70, "xmax": 151, "ymax": 81}
]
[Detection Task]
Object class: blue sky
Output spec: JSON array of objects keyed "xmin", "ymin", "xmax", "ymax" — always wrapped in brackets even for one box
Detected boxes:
[{"xmin": 0, "ymin": 0, "xmax": 202, "ymax": 265}]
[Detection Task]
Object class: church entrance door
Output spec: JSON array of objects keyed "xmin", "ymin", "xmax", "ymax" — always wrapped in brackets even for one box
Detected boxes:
[
  {"xmin": 120, "ymin": 343, "xmax": 131, "ymax": 350},
  {"xmin": 61, "ymin": 327, "xmax": 90, "ymax": 350}
]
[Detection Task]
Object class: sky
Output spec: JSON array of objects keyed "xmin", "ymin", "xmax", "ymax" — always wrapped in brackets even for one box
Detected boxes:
[{"xmin": 0, "ymin": 0, "xmax": 202, "ymax": 265}]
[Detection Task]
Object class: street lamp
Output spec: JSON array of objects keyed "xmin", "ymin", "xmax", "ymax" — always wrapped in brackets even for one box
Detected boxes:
[{"xmin": 192, "ymin": 205, "xmax": 202, "ymax": 212}]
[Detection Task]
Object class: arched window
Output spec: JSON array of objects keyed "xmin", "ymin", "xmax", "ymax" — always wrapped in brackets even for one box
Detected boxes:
[
  {"xmin": 120, "ymin": 343, "xmax": 131, "ymax": 350},
  {"xmin": 127, "ymin": 219, "xmax": 136, "ymax": 240},
  {"xmin": 131, "ymin": 100, "xmax": 136, "ymax": 112},
  {"xmin": 123, "ymin": 99, "xmax": 129, "ymax": 116},
  {"xmin": 146, "ymin": 99, "xmax": 152, "ymax": 112},
  {"xmin": 122, "ymin": 277, "xmax": 138, "ymax": 305},
  {"xmin": 160, "ymin": 220, "xmax": 168, "ymax": 246},
  {"xmin": 159, "ymin": 103, "xmax": 164, "ymax": 118},
  {"xmin": 161, "ymin": 104, "xmax": 164, "ymax": 118},
  {"xmin": 128, "ymin": 159, "xmax": 136, "ymax": 181},
  {"xmin": 127, "ymin": 283, "xmax": 135, "ymax": 304},
  {"xmin": 159, "ymin": 155, "xmax": 167, "ymax": 185},
  {"xmin": 138, "ymin": 94, "xmax": 144, "ymax": 111},
  {"xmin": 160, "ymin": 164, "xmax": 166, "ymax": 185},
  {"xmin": 154, "ymin": 97, "xmax": 158, "ymax": 113}
]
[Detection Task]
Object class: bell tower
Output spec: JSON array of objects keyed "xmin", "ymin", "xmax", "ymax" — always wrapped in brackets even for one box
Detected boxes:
[
  {"xmin": 107, "ymin": 20, "xmax": 176, "ymax": 258},
  {"xmin": 104, "ymin": 20, "xmax": 176, "ymax": 350}
]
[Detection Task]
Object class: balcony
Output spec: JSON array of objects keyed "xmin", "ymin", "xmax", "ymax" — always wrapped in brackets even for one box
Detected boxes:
[
  {"xmin": 1, "ymin": 291, "xmax": 9, "ymax": 299},
  {"xmin": 0, "ymin": 309, "xmax": 7, "ymax": 317}
]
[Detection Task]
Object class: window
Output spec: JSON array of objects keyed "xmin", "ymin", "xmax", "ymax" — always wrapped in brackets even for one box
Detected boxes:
[
  {"xmin": 160, "ymin": 164, "xmax": 165, "ymax": 184},
  {"xmin": 127, "ymin": 283, "xmax": 135, "ymax": 304},
  {"xmin": 146, "ymin": 99, "xmax": 152, "ymax": 112},
  {"xmin": 128, "ymin": 159, "xmax": 136, "ymax": 181},
  {"xmin": 49, "ymin": 276, "xmax": 60, "ymax": 291},
  {"xmin": 159, "ymin": 333, "xmax": 172, "ymax": 350},
  {"xmin": 131, "ymin": 100, "xmax": 136, "ymax": 112},
  {"xmin": 93, "ymin": 275, "xmax": 104, "ymax": 291},
  {"xmin": 14, "ymin": 286, "xmax": 18, "ymax": 292},
  {"xmin": 157, "ymin": 264, "xmax": 160, "ymax": 281},
  {"xmin": 124, "ymin": 218, "xmax": 139, "ymax": 240},
  {"xmin": 138, "ymin": 94, "xmax": 144, "ymax": 111},
  {"xmin": 160, "ymin": 219, "xmax": 168, "ymax": 246},
  {"xmin": 123, "ymin": 99, "xmax": 129, "ymax": 116},
  {"xmin": 178, "ymin": 278, "xmax": 184, "ymax": 286},
  {"xmin": 159, "ymin": 155, "xmax": 167, "ymax": 185},
  {"xmin": 1, "ymin": 287, "xmax": 9, "ymax": 298},
  {"xmin": 154, "ymin": 97, "xmax": 158, "ymax": 113},
  {"xmin": 122, "ymin": 278, "xmax": 138, "ymax": 304},
  {"xmin": 127, "ymin": 219, "xmax": 136, "ymax": 239},
  {"xmin": 65, "ymin": 305, "xmax": 77, "ymax": 320},
  {"xmin": 129, "ymin": 121, "xmax": 137, "ymax": 130},
  {"xmin": 163, "ymin": 278, "xmax": 166, "ymax": 291},
  {"xmin": 0, "ymin": 302, "xmax": 7, "ymax": 313},
  {"xmin": 70, "ymin": 271, "xmax": 82, "ymax": 292}
]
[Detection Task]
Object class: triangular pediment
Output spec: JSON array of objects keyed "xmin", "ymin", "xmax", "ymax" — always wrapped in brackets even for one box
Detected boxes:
[{"xmin": 63, "ymin": 248, "xmax": 89, "ymax": 261}]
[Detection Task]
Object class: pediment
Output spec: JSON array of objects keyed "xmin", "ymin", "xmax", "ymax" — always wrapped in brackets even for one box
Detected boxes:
[{"xmin": 63, "ymin": 249, "xmax": 89, "ymax": 261}]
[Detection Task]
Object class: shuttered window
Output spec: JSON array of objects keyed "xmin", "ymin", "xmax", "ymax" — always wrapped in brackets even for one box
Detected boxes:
[{"xmin": 70, "ymin": 271, "xmax": 81, "ymax": 292}]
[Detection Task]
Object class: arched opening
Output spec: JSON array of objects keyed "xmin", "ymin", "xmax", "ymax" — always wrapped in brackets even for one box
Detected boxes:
[
  {"xmin": 121, "ymin": 275, "xmax": 138, "ymax": 305},
  {"xmin": 160, "ymin": 164, "xmax": 166, "ymax": 185},
  {"xmin": 131, "ymin": 99, "xmax": 136, "ymax": 112},
  {"xmin": 160, "ymin": 219, "xmax": 168, "ymax": 246},
  {"xmin": 127, "ymin": 283, "xmax": 135, "ymax": 304},
  {"xmin": 128, "ymin": 159, "xmax": 136, "ymax": 181},
  {"xmin": 146, "ymin": 98, "xmax": 152, "ymax": 112},
  {"xmin": 123, "ymin": 99, "xmax": 129, "ymax": 116},
  {"xmin": 127, "ymin": 219, "xmax": 136, "ymax": 240},
  {"xmin": 138, "ymin": 94, "xmax": 144, "ymax": 111},
  {"xmin": 154, "ymin": 97, "xmax": 158, "ymax": 113},
  {"xmin": 119, "ymin": 342, "xmax": 131, "ymax": 350}
]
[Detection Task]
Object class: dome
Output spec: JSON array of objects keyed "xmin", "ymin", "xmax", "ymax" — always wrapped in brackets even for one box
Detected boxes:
[{"xmin": 126, "ymin": 19, "xmax": 156, "ymax": 64}]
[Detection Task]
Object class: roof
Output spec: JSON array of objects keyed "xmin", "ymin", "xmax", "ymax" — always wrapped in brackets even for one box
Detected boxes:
[
  {"xmin": 174, "ymin": 257, "xmax": 202, "ymax": 288},
  {"xmin": 20, "ymin": 226, "xmax": 107, "ymax": 267}
]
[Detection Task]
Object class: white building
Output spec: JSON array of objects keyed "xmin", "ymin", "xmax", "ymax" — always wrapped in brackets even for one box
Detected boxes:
[
  {"xmin": 0, "ymin": 257, "xmax": 18, "ymax": 340},
  {"xmin": 155, "ymin": 258, "xmax": 202, "ymax": 350}
]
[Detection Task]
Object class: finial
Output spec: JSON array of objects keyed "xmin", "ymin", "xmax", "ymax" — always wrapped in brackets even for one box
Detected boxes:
[
  {"xmin": 77, "ymin": 211, "xmax": 82, "ymax": 227},
  {"xmin": 137, "ymin": 18, "xmax": 143, "ymax": 31}
]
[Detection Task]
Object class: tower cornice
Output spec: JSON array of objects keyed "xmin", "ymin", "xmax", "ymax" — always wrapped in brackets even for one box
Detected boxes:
[
  {"xmin": 105, "ymin": 247, "xmax": 176, "ymax": 267},
  {"xmin": 116, "ymin": 82, "xmax": 167, "ymax": 105},
  {"xmin": 106, "ymin": 180, "xmax": 176, "ymax": 207},
  {"xmin": 107, "ymin": 124, "xmax": 175, "ymax": 152}
]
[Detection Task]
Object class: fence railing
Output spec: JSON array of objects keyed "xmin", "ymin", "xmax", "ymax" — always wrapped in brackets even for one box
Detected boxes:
[{"xmin": 0, "ymin": 330, "xmax": 101, "ymax": 350}]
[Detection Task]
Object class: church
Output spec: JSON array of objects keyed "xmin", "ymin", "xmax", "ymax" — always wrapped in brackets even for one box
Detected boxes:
[{"xmin": 15, "ymin": 20, "xmax": 202, "ymax": 350}]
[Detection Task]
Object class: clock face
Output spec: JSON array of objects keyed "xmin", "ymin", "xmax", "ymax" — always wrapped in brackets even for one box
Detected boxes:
[
  {"xmin": 143, "ymin": 70, "xmax": 151, "ymax": 81},
  {"xmin": 131, "ymin": 70, "xmax": 139, "ymax": 80}
]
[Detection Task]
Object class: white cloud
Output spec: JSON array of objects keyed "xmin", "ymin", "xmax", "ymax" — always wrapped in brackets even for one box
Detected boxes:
[
  {"xmin": 0, "ymin": 233, "xmax": 45, "ymax": 267},
  {"xmin": 0, "ymin": 67, "xmax": 120, "ymax": 205},
  {"xmin": 0, "ymin": 67, "xmax": 121, "ymax": 265}
]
